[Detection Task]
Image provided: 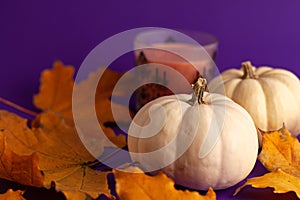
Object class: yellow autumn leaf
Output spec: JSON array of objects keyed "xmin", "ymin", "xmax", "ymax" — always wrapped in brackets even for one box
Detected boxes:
[
  {"xmin": 0, "ymin": 189, "xmax": 25, "ymax": 200},
  {"xmin": 62, "ymin": 191, "xmax": 92, "ymax": 200},
  {"xmin": 114, "ymin": 167, "xmax": 216, "ymax": 200},
  {"xmin": 234, "ymin": 169, "xmax": 300, "ymax": 198},
  {"xmin": 63, "ymin": 191, "xmax": 113, "ymax": 200},
  {"xmin": 258, "ymin": 125, "xmax": 300, "ymax": 177},
  {"xmin": 235, "ymin": 125, "xmax": 300, "ymax": 198},
  {"xmin": 0, "ymin": 110, "xmax": 110, "ymax": 199}
]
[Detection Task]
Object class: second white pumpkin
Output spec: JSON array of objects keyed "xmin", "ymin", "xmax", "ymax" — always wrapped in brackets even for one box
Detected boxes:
[{"xmin": 208, "ymin": 61, "xmax": 300, "ymax": 139}]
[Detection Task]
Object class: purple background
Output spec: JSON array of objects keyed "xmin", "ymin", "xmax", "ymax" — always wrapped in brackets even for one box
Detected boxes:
[
  {"xmin": 0, "ymin": 1, "xmax": 299, "ymax": 199},
  {"xmin": 1, "ymin": 0, "xmax": 300, "ymax": 111}
]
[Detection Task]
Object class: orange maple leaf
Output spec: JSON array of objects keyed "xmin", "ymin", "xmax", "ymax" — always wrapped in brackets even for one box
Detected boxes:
[
  {"xmin": 34, "ymin": 61, "xmax": 128, "ymax": 148},
  {"xmin": 33, "ymin": 61, "xmax": 74, "ymax": 124}
]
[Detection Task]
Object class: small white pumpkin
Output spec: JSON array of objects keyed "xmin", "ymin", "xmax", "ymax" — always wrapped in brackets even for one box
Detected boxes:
[
  {"xmin": 208, "ymin": 61, "xmax": 300, "ymax": 141},
  {"xmin": 128, "ymin": 78, "xmax": 258, "ymax": 190}
]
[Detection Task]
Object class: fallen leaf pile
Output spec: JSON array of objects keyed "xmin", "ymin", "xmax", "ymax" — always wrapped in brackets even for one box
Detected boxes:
[
  {"xmin": 0, "ymin": 61, "xmax": 124, "ymax": 199},
  {"xmin": 0, "ymin": 61, "xmax": 216, "ymax": 200},
  {"xmin": 234, "ymin": 126, "xmax": 300, "ymax": 198}
]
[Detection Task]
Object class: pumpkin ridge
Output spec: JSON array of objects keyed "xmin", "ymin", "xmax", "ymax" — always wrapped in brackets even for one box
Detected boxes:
[
  {"xmin": 254, "ymin": 67, "xmax": 273, "ymax": 76},
  {"xmin": 172, "ymin": 104, "xmax": 201, "ymax": 185},
  {"xmin": 212, "ymin": 106, "xmax": 225, "ymax": 187},
  {"xmin": 223, "ymin": 79, "xmax": 242, "ymax": 97},
  {"xmin": 263, "ymin": 76, "xmax": 300, "ymax": 133},
  {"xmin": 257, "ymin": 78, "xmax": 279, "ymax": 131},
  {"xmin": 172, "ymin": 100, "xmax": 211, "ymax": 184},
  {"xmin": 223, "ymin": 103, "xmax": 258, "ymax": 186},
  {"xmin": 137, "ymin": 99, "xmax": 180, "ymax": 152},
  {"xmin": 263, "ymin": 73, "xmax": 300, "ymax": 84},
  {"xmin": 261, "ymin": 69, "xmax": 299, "ymax": 82},
  {"xmin": 230, "ymin": 78, "xmax": 268, "ymax": 132}
]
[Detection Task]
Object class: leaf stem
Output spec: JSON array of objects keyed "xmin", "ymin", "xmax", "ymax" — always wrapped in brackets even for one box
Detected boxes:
[{"xmin": 0, "ymin": 97, "xmax": 38, "ymax": 116}]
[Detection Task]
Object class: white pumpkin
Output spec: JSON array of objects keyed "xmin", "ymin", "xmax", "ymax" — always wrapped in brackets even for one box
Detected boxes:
[
  {"xmin": 128, "ymin": 78, "xmax": 258, "ymax": 190},
  {"xmin": 208, "ymin": 61, "xmax": 300, "ymax": 141}
]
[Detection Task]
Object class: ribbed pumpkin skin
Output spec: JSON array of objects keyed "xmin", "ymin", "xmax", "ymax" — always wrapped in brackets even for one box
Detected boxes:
[
  {"xmin": 128, "ymin": 92, "xmax": 258, "ymax": 190},
  {"xmin": 208, "ymin": 66, "xmax": 300, "ymax": 138}
]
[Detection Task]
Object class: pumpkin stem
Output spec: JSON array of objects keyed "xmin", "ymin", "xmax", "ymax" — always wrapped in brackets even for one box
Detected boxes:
[
  {"xmin": 190, "ymin": 77, "xmax": 207, "ymax": 104},
  {"xmin": 242, "ymin": 61, "xmax": 257, "ymax": 79}
]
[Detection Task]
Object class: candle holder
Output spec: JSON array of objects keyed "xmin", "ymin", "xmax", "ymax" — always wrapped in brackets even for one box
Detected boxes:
[{"xmin": 133, "ymin": 29, "xmax": 218, "ymax": 110}]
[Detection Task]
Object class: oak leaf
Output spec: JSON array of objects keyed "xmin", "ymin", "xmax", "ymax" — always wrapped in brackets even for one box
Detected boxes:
[
  {"xmin": 258, "ymin": 126, "xmax": 300, "ymax": 177},
  {"xmin": 0, "ymin": 110, "xmax": 110, "ymax": 199},
  {"xmin": 234, "ymin": 169, "xmax": 300, "ymax": 198},
  {"xmin": 0, "ymin": 189, "xmax": 25, "ymax": 200},
  {"xmin": 114, "ymin": 167, "xmax": 216, "ymax": 200}
]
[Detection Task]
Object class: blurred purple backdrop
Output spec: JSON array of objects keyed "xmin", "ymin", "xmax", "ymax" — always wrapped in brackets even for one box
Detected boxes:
[
  {"xmin": 1, "ymin": 0, "xmax": 300, "ymax": 111},
  {"xmin": 1, "ymin": 1, "xmax": 300, "ymax": 199}
]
